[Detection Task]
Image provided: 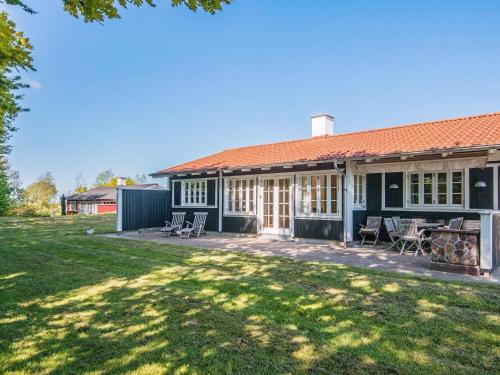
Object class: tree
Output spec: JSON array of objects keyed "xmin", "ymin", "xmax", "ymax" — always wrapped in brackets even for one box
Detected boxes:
[
  {"xmin": 135, "ymin": 173, "xmax": 148, "ymax": 184},
  {"xmin": 0, "ymin": 164, "xmax": 10, "ymax": 214},
  {"xmin": 94, "ymin": 170, "xmax": 137, "ymax": 187},
  {"xmin": 108, "ymin": 176, "xmax": 136, "ymax": 186},
  {"xmin": 22, "ymin": 172, "xmax": 57, "ymax": 208},
  {"xmin": 94, "ymin": 169, "xmax": 114, "ymax": 187},
  {"xmin": 0, "ymin": 7, "xmax": 34, "ymax": 215},
  {"xmin": 0, "ymin": 0, "xmax": 231, "ymax": 212},
  {"xmin": 74, "ymin": 172, "xmax": 87, "ymax": 193},
  {"xmin": 8, "ymin": 168, "xmax": 22, "ymax": 203},
  {"xmin": 63, "ymin": 0, "xmax": 231, "ymax": 23}
]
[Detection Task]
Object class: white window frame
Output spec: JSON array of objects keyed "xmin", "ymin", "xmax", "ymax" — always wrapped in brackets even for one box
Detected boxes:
[
  {"xmin": 181, "ymin": 179, "xmax": 208, "ymax": 207},
  {"xmin": 353, "ymin": 173, "xmax": 366, "ymax": 209},
  {"xmin": 295, "ymin": 172, "xmax": 342, "ymax": 219},
  {"xmin": 406, "ymin": 170, "xmax": 464, "ymax": 208},
  {"xmin": 224, "ymin": 177, "xmax": 256, "ymax": 216}
]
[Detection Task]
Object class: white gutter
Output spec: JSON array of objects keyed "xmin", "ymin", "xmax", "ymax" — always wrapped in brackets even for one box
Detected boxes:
[{"xmin": 218, "ymin": 170, "xmax": 223, "ymax": 232}]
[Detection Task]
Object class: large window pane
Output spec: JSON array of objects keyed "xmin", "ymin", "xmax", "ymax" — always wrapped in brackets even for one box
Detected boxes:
[
  {"xmin": 437, "ymin": 172, "xmax": 447, "ymax": 205},
  {"xmin": 410, "ymin": 173, "xmax": 419, "ymax": 204},
  {"xmin": 319, "ymin": 175, "xmax": 327, "ymax": 213},
  {"xmin": 299, "ymin": 176, "xmax": 309, "ymax": 215},
  {"xmin": 311, "ymin": 176, "xmax": 318, "ymax": 213},
  {"xmin": 225, "ymin": 178, "xmax": 255, "ymax": 214},
  {"xmin": 227, "ymin": 180, "xmax": 233, "ymax": 211},
  {"xmin": 423, "ymin": 173, "xmax": 433, "ymax": 204},
  {"xmin": 331, "ymin": 175, "xmax": 338, "ymax": 214},
  {"xmin": 452, "ymin": 171, "xmax": 463, "ymax": 205},
  {"xmin": 249, "ymin": 179, "xmax": 255, "ymax": 212}
]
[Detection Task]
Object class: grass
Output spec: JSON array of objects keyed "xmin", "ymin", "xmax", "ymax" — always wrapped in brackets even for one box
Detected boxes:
[{"xmin": 0, "ymin": 215, "xmax": 499, "ymax": 374}]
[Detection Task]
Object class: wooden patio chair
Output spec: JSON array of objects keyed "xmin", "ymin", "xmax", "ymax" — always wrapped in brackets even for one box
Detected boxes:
[
  {"xmin": 392, "ymin": 216, "xmax": 401, "ymax": 231},
  {"xmin": 446, "ymin": 217, "xmax": 464, "ymax": 230},
  {"xmin": 160, "ymin": 212, "xmax": 185, "ymax": 237},
  {"xmin": 179, "ymin": 212, "xmax": 208, "ymax": 239},
  {"xmin": 384, "ymin": 218, "xmax": 401, "ymax": 250},
  {"xmin": 359, "ymin": 216, "xmax": 382, "ymax": 245},
  {"xmin": 399, "ymin": 219, "xmax": 427, "ymax": 256}
]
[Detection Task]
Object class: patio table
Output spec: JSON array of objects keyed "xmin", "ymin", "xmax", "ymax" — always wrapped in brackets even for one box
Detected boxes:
[{"xmin": 417, "ymin": 223, "xmax": 445, "ymax": 230}]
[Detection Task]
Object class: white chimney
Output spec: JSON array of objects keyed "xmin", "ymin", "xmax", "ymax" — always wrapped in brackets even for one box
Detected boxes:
[
  {"xmin": 311, "ymin": 114, "xmax": 334, "ymax": 137},
  {"xmin": 117, "ymin": 177, "xmax": 127, "ymax": 186}
]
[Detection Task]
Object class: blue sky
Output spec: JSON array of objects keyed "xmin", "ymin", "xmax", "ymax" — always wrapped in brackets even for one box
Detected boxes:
[{"xmin": 6, "ymin": 0, "xmax": 500, "ymax": 193}]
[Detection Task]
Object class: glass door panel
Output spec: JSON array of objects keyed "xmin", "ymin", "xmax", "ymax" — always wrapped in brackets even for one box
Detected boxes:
[
  {"xmin": 278, "ymin": 178, "xmax": 290, "ymax": 229},
  {"xmin": 260, "ymin": 176, "xmax": 292, "ymax": 234},
  {"xmin": 263, "ymin": 179, "xmax": 274, "ymax": 229}
]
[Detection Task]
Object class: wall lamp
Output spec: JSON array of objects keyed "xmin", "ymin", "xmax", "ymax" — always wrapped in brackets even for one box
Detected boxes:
[
  {"xmin": 389, "ymin": 184, "xmax": 399, "ymax": 189},
  {"xmin": 474, "ymin": 181, "xmax": 487, "ymax": 188}
]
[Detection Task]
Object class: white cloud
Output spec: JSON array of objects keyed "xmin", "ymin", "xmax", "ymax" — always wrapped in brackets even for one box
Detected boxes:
[{"xmin": 26, "ymin": 79, "xmax": 42, "ymax": 89}]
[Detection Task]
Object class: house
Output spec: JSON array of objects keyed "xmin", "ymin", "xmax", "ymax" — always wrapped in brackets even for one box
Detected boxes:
[
  {"xmin": 66, "ymin": 178, "xmax": 161, "ymax": 214},
  {"xmin": 151, "ymin": 112, "xmax": 500, "ymax": 247}
]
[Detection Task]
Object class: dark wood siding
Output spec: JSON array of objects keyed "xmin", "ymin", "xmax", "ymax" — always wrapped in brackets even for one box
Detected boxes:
[
  {"xmin": 294, "ymin": 219, "xmax": 343, "ymax": 241},
  {"xmin": 173, "ymin": 181, "xmax": 181, "ymax": 206},
  {"xmin": 384, "ymin": 172, "xmax": 404, "ymax": 208},
  {"xmin": 207, "ymin": 179, "xmax": 217, "ymax": 206},
  {"xmin": 469, "ymin": 167, "xmax": 493, "ymax": 209},
  {"xmin": 121, "ymin": 189, "xmax": 169, "ymax": 231},
  {"xmin": 169, "ymin": 176, "xmax": 220, "ymax": 231},
  {"xmin": 366, "ymin": 173, "xmax": 382, "ymax": 211},
  {"xmin": 222, "ymin": 216, "xmax": 257, "ymax": 234},
  {"xmin": 170, "ymin": 207, "xmax": 219, "ymax": 231}
]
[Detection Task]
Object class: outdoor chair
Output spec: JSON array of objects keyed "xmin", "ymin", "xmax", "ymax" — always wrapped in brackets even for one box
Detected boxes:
[
  {"xmin": 160, "ymin": 212, "xmax": 186, "ymax": 237},
  {"xmin": 446, "ymin": 217, "xmax": 464, "ymax": 230},
  {"xmin": 384, "ymin": 217, "xmax": 401, "ymax": 250},
  {"xmin": 359, "ymin": 216, "xmax": 382, "ymax": 245},
  {"xmin": 179, "ymin": 212, "xmax": 208, "ymax": 239},
  {"xmin": 399, "ymin": 219, "xmax": 427, "ymax": 256}
]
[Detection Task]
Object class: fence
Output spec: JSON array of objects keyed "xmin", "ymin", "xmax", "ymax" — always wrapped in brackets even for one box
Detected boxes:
[{"xmin": 116, "ymin": 188, "xmax": 169, "ymax": 232}]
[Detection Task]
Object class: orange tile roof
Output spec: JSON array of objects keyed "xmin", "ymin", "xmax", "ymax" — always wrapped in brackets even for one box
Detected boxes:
[{"xmin": 154, "ymin": 112, "xmax": 500, "ymax": 175}]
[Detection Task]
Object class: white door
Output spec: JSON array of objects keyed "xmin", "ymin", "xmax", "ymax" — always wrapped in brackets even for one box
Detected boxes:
[{"xmin": 259, "ymin": 176, "xmax": 292, "ymax": 235}]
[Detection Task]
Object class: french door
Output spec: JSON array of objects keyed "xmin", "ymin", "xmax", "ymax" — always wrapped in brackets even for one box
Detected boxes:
[{"xmin": 259, "ymin": 176, "xmax": 292, "ymax": 235}]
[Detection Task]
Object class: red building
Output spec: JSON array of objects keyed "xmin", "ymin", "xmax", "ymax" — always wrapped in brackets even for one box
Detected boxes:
[{"xmin": 66, "ymin": 183, "xmax": 160, "ymax": 215}]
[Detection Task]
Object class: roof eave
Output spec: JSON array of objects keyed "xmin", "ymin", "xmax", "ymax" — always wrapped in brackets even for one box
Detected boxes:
[{"xmin": 150, "ymin": 144, "xmax": 500, "ymax": 177}]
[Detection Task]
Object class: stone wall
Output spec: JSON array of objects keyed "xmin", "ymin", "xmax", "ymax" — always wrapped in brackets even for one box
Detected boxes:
[{"xmin": 430, "ymin": 229, "xmax": 480, "ymax": 266}]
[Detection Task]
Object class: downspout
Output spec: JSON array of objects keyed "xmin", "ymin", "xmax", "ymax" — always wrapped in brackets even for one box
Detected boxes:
[
  {"xmin": 334, "ymin": 160, "xmax": 347, "ymax": 249},
  {"xmin": 218, "ymin": 170, "xmax": 223, "ymax": 232}
]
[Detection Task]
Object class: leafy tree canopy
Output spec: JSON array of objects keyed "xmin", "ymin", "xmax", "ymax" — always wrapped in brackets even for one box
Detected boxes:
[
  {"xmin": 94, "ymin": 169, "xmax": 115, "ymax": 186},
  {"xmin": 74, "ymin": 172, "xmax": 88, "ymax": 193},
  {"xmin": 94, "ymin": 170, "xmax": 137, "ymax": 187},
  {"xmin": 23, "ymin": 172, "xmax": 57, "ymax": 208}
]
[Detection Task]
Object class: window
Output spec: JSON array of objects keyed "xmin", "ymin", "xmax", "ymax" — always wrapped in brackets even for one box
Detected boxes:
[
  {"xmin": 297, "ymin": 173, "xmax": 342, "ymax": 217},
  {"xmin": 353, "ymin": 174, "xmax": 365, "ymax": 208},
  {"xmin": 407, "ymin": 171, "xmax": 463, "ymax": 207},
  {"xmin": 181, "ymin": 179, "xmax": 207, "ymax": 206},
  {"xmin": 225, "ymin": 177, "xmax": 255, "ymax": 214}
]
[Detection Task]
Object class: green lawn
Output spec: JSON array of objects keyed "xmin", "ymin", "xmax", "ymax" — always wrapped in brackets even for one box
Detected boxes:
[{"xmin": 0, "ymin": 215, "xmax": 499, "ymax": 374}]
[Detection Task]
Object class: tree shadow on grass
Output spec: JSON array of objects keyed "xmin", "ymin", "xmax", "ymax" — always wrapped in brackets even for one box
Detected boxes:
[{"xmin": 1, "ymin": 216, "xmax": 499, "ymax": 374}]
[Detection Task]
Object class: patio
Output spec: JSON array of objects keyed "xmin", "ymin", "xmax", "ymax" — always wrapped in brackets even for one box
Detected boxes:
[{"xmin": 105, "ymin": 230, "xmax": 500, "ymax": 284}]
